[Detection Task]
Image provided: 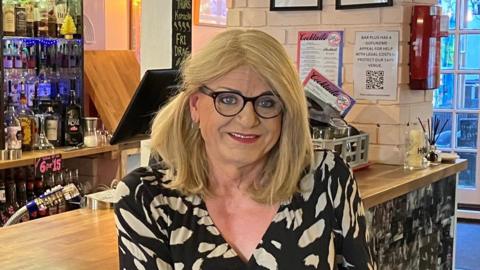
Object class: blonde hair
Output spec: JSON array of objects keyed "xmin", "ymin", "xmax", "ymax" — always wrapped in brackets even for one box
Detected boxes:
[{"xmin": 150, "ymin": 29, "xmax": 314, "ymax": 204}]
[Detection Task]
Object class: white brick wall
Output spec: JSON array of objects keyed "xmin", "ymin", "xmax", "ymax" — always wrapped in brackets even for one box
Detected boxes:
[{"xmin": 226, "ymin": 0, "xmax": 435, "ymax": 165}]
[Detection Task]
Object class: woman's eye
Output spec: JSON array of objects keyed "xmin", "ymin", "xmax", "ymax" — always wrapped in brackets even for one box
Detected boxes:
[
  {"xmin": 218, "ymin": 94, "xmax": 238, "ymax": 105},
  {"xmin": 258, "ymin": 97, "xmax": 277, "ymax": 108}
]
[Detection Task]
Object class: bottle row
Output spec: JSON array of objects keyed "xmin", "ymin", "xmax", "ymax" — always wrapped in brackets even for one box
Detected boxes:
[
  {"xmin": 5, "ymin": 89, "xmax": 83, "ymax": 152},
  {"xmin": 3, "ymin": 0, "xmax": 82, "ymax": 39},
  {"xmin": 3, "ymin": 38, "xmax": 82, "ymax": 71},
  {"xmin": 0, "ymin": 166, "xmax": 83, "ymax": 227}
]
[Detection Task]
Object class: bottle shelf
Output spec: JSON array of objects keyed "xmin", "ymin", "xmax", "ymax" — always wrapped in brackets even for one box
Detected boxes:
[{"xmin": 0, "ymin": 144, "xmax": 118, "ymax": 170}]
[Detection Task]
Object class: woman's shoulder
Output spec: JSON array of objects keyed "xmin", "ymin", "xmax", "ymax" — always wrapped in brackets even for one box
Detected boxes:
[
  {"xmin": 114, "ymin": 162, "xmax": 180, "ymax": 205},
  {"xmin": 297, "ymin": 149, "xmax": 350, "ymax": 201}
]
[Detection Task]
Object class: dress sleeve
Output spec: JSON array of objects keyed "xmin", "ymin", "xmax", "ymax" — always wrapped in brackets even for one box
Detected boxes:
[
  {"xmin": 114, "ymin": 168, "xmax": 173, "ymax": 270},
  {"xmin": 326, "ymin": 153, "xmax": 377, "ymax": 270}
]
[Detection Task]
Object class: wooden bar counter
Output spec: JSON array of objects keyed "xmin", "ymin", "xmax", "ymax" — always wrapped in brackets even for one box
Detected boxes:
[
  {"xmin": 355, "ymin": 160, "xmax": 467, "ymax": 209},
  {"xmin": 0, "ymin": 160, "xmax": 467, "ymax": 269},
  {"xmin": 0, "ymin": 209, "xmax": 118, "ymax": 270}
]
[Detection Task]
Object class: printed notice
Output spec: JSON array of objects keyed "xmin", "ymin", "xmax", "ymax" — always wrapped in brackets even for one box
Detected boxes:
[
  {"xmin": 297, "ymin": 31, "xmax": 343, "ymax": 86},
  {"xmin": 354, "ymin": 31, "xmax": 399, "ymax": 100}
]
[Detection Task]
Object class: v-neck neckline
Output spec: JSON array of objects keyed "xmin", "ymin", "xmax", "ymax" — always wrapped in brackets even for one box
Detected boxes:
[{"xmin": 198, "ymin": 196, "xmax": 287, "ymax": 265}]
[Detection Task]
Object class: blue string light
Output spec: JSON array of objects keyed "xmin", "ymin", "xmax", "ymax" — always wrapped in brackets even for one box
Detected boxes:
[{"xmin": 2, "ymin": 37, "xmax": 83, "ymax": 47}]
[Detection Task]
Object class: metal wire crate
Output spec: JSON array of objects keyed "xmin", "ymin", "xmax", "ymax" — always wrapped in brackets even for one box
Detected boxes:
[{"xmin": 313, "ymin": 132, "xmax": 369, "ymax": 168}]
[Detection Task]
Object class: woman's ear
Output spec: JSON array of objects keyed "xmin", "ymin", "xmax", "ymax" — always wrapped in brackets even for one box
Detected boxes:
[{"xmin": 189, "ymin": 93, "xmax": 200, "ymax": 123}]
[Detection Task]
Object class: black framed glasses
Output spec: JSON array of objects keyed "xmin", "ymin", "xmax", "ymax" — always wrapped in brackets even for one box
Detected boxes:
[{"xmin": 199, "ymin": 85, "xmax": 283, "ymax": 119}]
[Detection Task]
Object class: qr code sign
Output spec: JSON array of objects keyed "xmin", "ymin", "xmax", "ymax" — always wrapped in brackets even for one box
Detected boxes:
[{"xmin": 365, "ymin": 70, "xmax": 384, "ymax": 90}]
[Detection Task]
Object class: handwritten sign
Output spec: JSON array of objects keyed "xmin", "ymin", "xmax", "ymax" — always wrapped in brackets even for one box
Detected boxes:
[
  {"xmin": 297, "ymin": 31, "xmax": 343, "ymax": 86},
  {"xmin": 35, "ymin": 154, "xmax": 62, "ymax": 176},
  {"xmin": 353, "ymin": 31, "xmax": 399, "ymax": 100},
  {"xmin": 172, "ymin": 0, "xmax": 192, "ymax": 69}
]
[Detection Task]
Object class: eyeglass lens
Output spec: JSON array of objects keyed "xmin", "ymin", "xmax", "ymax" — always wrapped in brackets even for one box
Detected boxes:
[{"xmin": 214, "ymin": 91, "xmax": 282, "ymax": 118}]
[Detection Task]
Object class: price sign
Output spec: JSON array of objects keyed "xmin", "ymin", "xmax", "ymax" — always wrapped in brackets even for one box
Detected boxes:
[{"xmin": 35, "ymin": 154, "xmax": 62, "ymax": 176}]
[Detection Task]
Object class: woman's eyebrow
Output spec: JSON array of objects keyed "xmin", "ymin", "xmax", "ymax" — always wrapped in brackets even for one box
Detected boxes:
[{"xmin": 215, "ymin": 86, "xmax": 274, "ymax": 96}]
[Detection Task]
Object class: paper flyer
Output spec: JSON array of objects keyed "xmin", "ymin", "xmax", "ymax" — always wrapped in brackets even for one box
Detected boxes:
[{"xmin": 303, "ymin": 68, "xmax": 355, "ymax": 117}]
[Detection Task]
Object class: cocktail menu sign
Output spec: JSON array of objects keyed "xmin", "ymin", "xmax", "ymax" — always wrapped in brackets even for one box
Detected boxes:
[{"xmin": 297, "ymin": 31, "xmax": 343, "ymax": 86}]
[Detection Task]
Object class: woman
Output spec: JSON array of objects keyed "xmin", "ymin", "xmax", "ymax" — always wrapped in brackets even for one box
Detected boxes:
[{"xmin": 114, "ymin": 29, "xmax": 376, "ymax": 269}]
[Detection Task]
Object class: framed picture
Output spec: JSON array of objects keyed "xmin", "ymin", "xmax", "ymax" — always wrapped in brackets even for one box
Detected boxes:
[
  {"xmin": 270, "ymin": 0, "xmax": 322, "ymax": 11},
  {"xmin": 194, "ymin": 0, "xmax": 227, "ymax": 26},
  {"xmin": 336, "ymin": 0, "xmax": 392, "ymax": 10}
]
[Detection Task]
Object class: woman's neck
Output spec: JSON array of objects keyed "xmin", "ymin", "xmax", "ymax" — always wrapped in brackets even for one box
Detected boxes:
[{"xmin": 207, "ymin": 161, "xmax": 265, "ymax": 197}]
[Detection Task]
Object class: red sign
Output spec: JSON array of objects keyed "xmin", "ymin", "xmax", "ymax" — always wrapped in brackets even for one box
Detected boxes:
[{"xmin": 35, "ymin": 154, "xmax": 62, "ymax": 175}]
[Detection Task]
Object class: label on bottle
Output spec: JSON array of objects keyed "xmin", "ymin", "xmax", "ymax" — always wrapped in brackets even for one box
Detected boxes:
[
  {"xmin": 56, "ymin": 4, "xmax": 66, "ymax": 24},
  {"xmin": 67, "ymin": 117, "xmax": 80, "ymax": 132},
  {"xmin": 0, "ymin": 189, "xmax": 6, "ymax": 203},
  {"xmin": 19, "ymin": 117, "xmax": 33, "ymax": 147},
  {"xmin": 46, "ymin": 119, "xmax": 58, "ymax": 140},
  {"xmin": 4, "ymin": 57, "xmax": 13, "ymax": 69},
  {"xmin": 5, "ymin": 126, "xmax": 22, "ymax": 150},
  {"xmin": 26, "ymin": 4, "xmax": 34, "ymax": 22},
  {"xmin": 39, "ymin": 6, "xmax": 48, "ymax": 35},
  {"xmin": 38, "ymin": 82, "xmax": 51, "ymax": 98},
  {"xmin": 26, "ymin": 82, "xmax": 36, "ymax": 107},
  {"xmin": 15, "ymin": 6, "xmax": 27, "ymax": 35},
  {"xmin": 3, "ymin": 6, "xmax": 16, "ymax": 33}
]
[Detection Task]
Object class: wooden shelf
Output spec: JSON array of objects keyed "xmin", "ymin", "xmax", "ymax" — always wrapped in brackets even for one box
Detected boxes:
[{"xmin": 0, "ymin": 144, "xmax": 119, "ymax": 170}]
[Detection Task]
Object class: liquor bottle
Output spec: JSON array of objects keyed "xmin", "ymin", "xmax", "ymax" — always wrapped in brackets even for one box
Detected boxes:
[
  {"xmin": 64, "ymin": 90, "xmax": 82, "ymax": 146},
  {"xmin": 0, "ymin": 171, "xmax": 6, "ymax": 226},
  {"xmin": 33, "ymin": 173, "xmax": 44, "ymax": 197},
  {"xmin": 3, "ymin": 0, "xmax": 16, "ymax": 36},
  {"xmin": 55, "ymin": 0, "xmax": 67, "ymax": 37},
  {"xmin": 4, "ymin": 170, "xmax": 19, "ymax": 223},
  {"xmin": 37, "ymin": 66, "xmax": 52, "ymax": 100},
  {"xmin": 25, "ymin": 0, "xmax": 35, "ymax": 37},
  {"xmin": 15, "ymin": 3, "xmax": 27, "ymax": 36},
  {"xmin": 4, "ymin": 96, "xmax": 23, "ymax": 151},
  {"xmin": 15, "ymin": 168, "xmax": 27, "ymax": 207},
  {"xmin": 73, "ymin": 0, "xmax": 82, "ymax": 39},
  {"xmin": 33, "ymin": 0, "xmax": 40, "ymax": 37},
  {"xmin": 18, "ymin": 91, "xmax": 36, "ymax": 151},
  {"xmin": 47, "ymin": 0, "xmax": 56, "ymax": 37},
  {"xmin": 53, "ymin": 172, "xmax": 66, "ymax": 213},
  {"xmin": 54, "ymin": 92, "xmax": 65, "ymax": 145},
  {"xmin": 38, "ymin": 0, "xmax": 48, "ymax": 37},
  {"xmin": 14, "ymin": 43, "xmax": 24, "ymax": 69},
  {"xmin": 15, "ymin": 168, "xmax": 30, "ymax": 222},
  {"xmin": 25, "ymin": 68, "xmax": 38, "ymax": 107},
  {"xmin": 3, "ymin": 43, "xmax": 14, "ymax": 69},
  {"xmin": 26, "ymin": 167, "xmax": 36, "ymax": 201},
  {"xmin": 45, "ymin": 103, "xmax": 61, "ymax": 146}
]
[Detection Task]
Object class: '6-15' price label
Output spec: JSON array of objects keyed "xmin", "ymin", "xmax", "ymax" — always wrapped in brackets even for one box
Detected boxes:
[{"xmin": 35, "ymin": 154, "xmax": 62, "ymax": 175}]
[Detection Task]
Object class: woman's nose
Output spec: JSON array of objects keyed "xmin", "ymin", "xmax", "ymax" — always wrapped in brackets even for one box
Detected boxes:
[{"xmin": 236, "ymin": 101, "xmax": 260, "ymax": 127}]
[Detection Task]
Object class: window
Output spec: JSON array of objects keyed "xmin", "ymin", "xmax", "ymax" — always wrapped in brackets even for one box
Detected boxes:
[{"xmin": 437, "ymin": 0, "xmax": 480, "ymax": 188}]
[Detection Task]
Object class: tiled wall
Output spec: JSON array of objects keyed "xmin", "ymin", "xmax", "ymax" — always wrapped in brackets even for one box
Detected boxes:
[{"xmin": 227, "ymin": 0, "xmax": 437, "ymax": 165}]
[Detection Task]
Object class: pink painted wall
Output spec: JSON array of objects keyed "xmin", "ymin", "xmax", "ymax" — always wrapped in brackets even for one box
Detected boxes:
[
  {"xmin": 84, "ymin": 0, "xmax": 106, "ymax": 50},
  {"xmin": 83, "ymin": 0, "xmax": 129, "ymax": 50},
  {"xmin": 192, "ymin": 25, "xmax": 225, "ymax": 54}
]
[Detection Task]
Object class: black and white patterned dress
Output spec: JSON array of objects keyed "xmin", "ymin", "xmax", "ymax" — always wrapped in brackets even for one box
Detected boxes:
[{"xmin": 114, "ymin": 150, "xmax": 376, "ymax": 269}]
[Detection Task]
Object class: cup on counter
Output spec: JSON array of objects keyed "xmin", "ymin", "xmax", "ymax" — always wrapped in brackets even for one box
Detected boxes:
[{"xmin": 83, "ymin": 117, "xmax": 98, "ymax": 147}]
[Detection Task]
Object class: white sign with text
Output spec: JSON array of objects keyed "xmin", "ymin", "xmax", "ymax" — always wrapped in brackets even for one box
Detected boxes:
[{"xmin": 354, "ymin": 31, "xmax": 399, "ymax": 100}]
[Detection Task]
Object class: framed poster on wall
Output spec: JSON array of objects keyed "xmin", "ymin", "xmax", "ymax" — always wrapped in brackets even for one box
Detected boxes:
[
  {"xmin": 270, "ymin": 0, "xmax": 322, "ymax": 11},
  {"xmin": 336, "ymin": 0, "xmax": 393, "ymax": 10},
  {"xmin": 193, "ymin": 0, "xmax": 227, "ymax": 26}
]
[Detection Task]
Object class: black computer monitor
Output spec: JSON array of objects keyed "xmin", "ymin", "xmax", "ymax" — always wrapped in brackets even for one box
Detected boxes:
[{"xmin": 110, "ymin": 69, "xmax": 180, "ymax": 144}]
